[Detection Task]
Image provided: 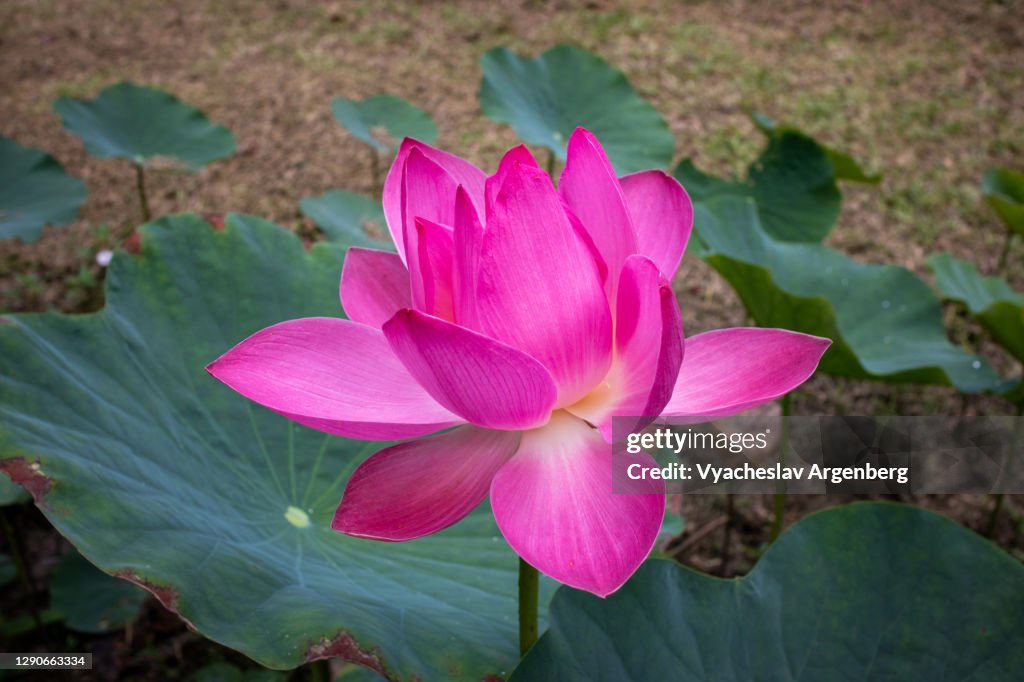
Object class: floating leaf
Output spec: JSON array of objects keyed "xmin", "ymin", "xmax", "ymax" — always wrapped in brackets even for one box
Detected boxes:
[
  {"xmin": 676, "ymin": 132, "xmax": 841, "ymax": 242},
  {"xmin": 53, "ymin": 83, "xmax": 235, "ymax": 170},
  {"xmin": 928, "ymin": 253, "xmax": 1024, "ymax": 364},
  {"xmin": 0, "ymin": 214, "xmax": 550, "ymax": 679},
  {"xmin": 331, "ymin": 95, "xmax": 437, "ymax": 153},
  {"xmin": 50, "ymin": 549, "xmax": 148, "ymax": 634},
  {"xmin": 299, "ymin": 190, "xmax": 394, "ymax": 250},
  {"xmin": 752, "ymin": 112, "xmax": 881, "ymax": 184},
  {"xmin": 0, "ymin": 135, "xmax": 87, "ymax": 242},
  {"xmin": 982, "ymin": 167, "xmax": 1024, "ymax": 237},
  {"xmin": 479, "ymin": 45, "xmax": 674, "ymax": 174},
  {"xmin": 512, "ymin": 502, "xmax": 1024, "ymax": 681},
  {"xmin": 693, "ymin": 197, "xmax": 1001, "ymax": 392}
]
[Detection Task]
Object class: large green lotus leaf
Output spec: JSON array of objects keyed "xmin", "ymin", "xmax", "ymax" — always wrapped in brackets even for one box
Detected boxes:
[
  {"xmin": 693, "ymin": 197, "xmax": 1001, "ymax": 392},
  {"xmin": 928, "ymin": 253, "xmax": 1024, "ymax": 364},
  {"xmin": 331, "ymin": 95, "xmax": 437, "ymax": 153},
  {"xmin": 0, "ymin": 135, "xmax": 87, "ymax": 242},
  {"xmin": 675, "ymin": 132, "xmax": 841, "ymax": 242},
  {"xmin": 299, "ymin": 190, "xmax": 395, "ymax": 250},
  {"xmin": 513, "ymin": 502, "xmax": 1024, "ymax": 682},
  {"xmin": 53, "ymin": 83, "xmax": 235, "ymax": 170},
  {"xmin": 982, "ymin": 167, "xmax": 1024, "ymax": 236},
  {"xmin": 752, "ymin": 112, "xmax": 881, "ymax": 184},
  {"xmin": 479, "ymin": 45, "xmax": 674, "ymax": 175},
  {"xmin": 0, "ymin": 214, "xmax": 550, "ymax": 679}
]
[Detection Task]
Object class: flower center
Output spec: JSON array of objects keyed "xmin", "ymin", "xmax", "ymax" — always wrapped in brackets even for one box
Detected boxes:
[{"xmin": 566, "ymin": 378, "xmax": 617, "ymax": 426}]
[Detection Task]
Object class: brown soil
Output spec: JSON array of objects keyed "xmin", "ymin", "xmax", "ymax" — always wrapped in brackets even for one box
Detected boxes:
[{"xmin": 1, "ymin": 0, "xmax": 1023, "ymax": 678}]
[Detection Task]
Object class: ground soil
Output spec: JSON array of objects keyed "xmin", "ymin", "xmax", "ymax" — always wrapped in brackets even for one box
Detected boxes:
[{"xmin": 1, "ymin": 0, "xmax": 1022, "ymax": 679}]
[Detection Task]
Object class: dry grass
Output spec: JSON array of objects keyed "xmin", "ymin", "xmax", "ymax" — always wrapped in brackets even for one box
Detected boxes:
[{"xmin": 3, "ymin": 0, "xmax": 1022, "ymax": 404}]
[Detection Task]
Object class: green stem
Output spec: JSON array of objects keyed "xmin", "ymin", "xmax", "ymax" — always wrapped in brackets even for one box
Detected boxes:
[
  {"xmin": 719, "ymin": 493, "xmax": 734, "ymax": 576},
  {"xmin": 986, "ymin": 494, "xmax": 1004, "ymax": 538},
  {"xmin": 769, "ymin": 392, "xmax": 792, "ymax": 543},
  {"xmin": 998, "ymin": 231, "xmax": 1014, "ymax": 274},
  {"xmin": 134, "ymin": 164, "xmax": 151, "ymax": 224},
  {"xmin": 518, "ymin": 558, "xmax": 539, "ymax": 656},
  {"xmin": 546, "ymin": 149, "xmax": 555, "ymax": 179},
  {"xmin": 370, "ymin": 150, "xmax": 382, "ymax": 198},
  {"xmin": 990, "ymin": 400, "xmax": 1024, "ymax": 536}
]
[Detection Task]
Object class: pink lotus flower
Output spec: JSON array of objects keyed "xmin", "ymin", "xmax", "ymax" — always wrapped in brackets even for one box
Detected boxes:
[{"xmin": 208, "ymin": 128, "xmax": 830, "ymax": 596}]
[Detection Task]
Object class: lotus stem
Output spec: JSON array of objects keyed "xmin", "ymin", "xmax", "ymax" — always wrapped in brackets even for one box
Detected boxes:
[
  {"xmin": 989, "ymin": 401, "xmax": 1024, "ymax": 536},
  {"xmin": 986, "ymin": 494, "xmax": 1004, "ymax": 538},
  {"xmin": 134, "ymin": 163, "xmax": 151, "ymax": 224},
  {"xmin": 769, "ymin": 392, "xmax": 792, "ymax": 543},
  {"xmin": 998, "ymin": 231, "xmax": 1014, "ymax": 274},
  {"xmin": 518, "ymin": 557, "xmax": 539, "ymax": 656},
  {"xmin": 719, "ymin": 493, "xmax": 734, "ymax": 575},
  {"xmin": 370, "ymin": 150, "xmax": 382, "ymax": 198}
]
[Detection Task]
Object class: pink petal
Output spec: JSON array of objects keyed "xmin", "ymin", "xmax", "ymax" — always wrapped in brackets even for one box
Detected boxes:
[
  {"xmin": 477, "ymin": 162, "xmax": 612, "ymax": 407},
  {"xmin": 485, "ymin": 144, "xmax": 540, "ymax": 209},
  {"xmin": 383, "ymin": 139, "xmax": 486, "ymax": 263},
  {"xmin": 339, "ymin": 248, "xmax": 412, "ymax": 329},
  {"xmin": 490, "ymin": 412, "xmax": 664, "ymax": 597},
  {"xmin": 568, "ymin": 256, "xmax": 683, "ymax": 438},
  {"xmin": 660, "ymin": 327, "xmax": 831, "ymax": 417},
  {"xmin": 613, "ymin": 257, "xmax": 684, "ymax": 415},
  {"xmin": 620, "ymin": 170, "xmax": 693, "ymax": 280},
  {"xmin": 333, "ymin": 426, "xmax": 520, "ymax": 541},
  {"xmin": 559, "ymin": 128, "xmax": 637, "ymax": 300},
  {"xmin": 452, "ymin": 186, "xmax": 483, "ymax": 328},
  {"xmin": 207, "ymin": 317, "xmax": 461, "ymax": 440},
  {"xmin": 562, "ymin": 200, "xmax": 609, "ymax": 288},
  {"xmin": 408, "ymin": 217, "xmax": 455, "ymax": 320},
  {"xmin": 399, "ymin": 149, "xmax": 457, "ymax": 271},
  {"xmin": 383, "ymin": 309, "xmax": 557, "ymax": 430}
]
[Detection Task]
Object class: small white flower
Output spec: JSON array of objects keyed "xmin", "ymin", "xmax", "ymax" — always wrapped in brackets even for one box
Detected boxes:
[{"xmin": 95, "ymin": 250, "xmax": 114, "ymax": 267}]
